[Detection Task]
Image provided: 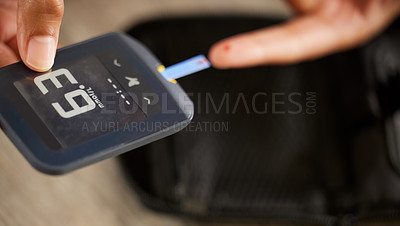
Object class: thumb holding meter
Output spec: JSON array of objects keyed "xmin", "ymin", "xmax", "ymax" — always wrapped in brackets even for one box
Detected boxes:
[
  {"xmin": 17, "ymin": 0, "xmax": 64, "ymax": 72},
  {"xmin": 0, "ymin": 0, "xmax": 64, "ymax": 72}
]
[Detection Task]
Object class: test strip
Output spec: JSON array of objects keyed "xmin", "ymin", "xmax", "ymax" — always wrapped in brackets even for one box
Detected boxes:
[{"xmin": 159, "ymin": 54, "xmax": 211, "ymax": 81}]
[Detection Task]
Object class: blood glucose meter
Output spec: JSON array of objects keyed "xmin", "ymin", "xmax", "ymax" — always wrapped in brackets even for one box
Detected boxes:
[{"xmin": 0, "ymin": 32, "xmax": 195, "ymax": 174}]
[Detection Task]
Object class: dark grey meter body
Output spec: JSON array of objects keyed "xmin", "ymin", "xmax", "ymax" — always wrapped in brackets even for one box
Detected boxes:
[{"xmin": 0, "ymin": 32, "xmax": 194, "ymax": 174}]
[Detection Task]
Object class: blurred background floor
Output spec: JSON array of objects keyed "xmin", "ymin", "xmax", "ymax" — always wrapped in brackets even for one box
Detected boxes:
[
  {"xmin": 0, "ymin": 0, "xmax": 293, "ymax": 226},
  {"xmin": 60, "ymin": 0, "xmax": 290, "ymax": 44}
]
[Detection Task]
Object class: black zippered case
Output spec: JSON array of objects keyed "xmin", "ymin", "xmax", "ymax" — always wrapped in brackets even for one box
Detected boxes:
[{"xmin": 119, "ymin": 16, "xmax": 400, "ymax": 226}]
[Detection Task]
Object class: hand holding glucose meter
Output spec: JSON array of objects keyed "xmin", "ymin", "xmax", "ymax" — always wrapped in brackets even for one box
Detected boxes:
[{"xmin": 0, "ymin": 32, "xmax": 207, "ymax": 174}]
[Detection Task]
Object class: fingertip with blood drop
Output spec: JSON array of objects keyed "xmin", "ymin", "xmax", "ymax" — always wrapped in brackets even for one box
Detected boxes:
[{"xmin": 223, "ymin": 44, "xmax": 231, "ymax": 51}]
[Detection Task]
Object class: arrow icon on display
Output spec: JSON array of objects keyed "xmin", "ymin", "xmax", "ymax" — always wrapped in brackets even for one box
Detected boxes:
[
  {"xmin": 113, "ymin": 59, "xmax": 121, "ymax": 67},
  {"xmin": 144, "ymin": 97, "xmax": 150, "ymax": 104}
]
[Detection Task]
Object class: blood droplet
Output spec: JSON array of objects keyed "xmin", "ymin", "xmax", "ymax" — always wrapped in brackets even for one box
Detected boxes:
[{"xmin": 224, "ymin": 44, "xmax": 231, "ymax": 51}]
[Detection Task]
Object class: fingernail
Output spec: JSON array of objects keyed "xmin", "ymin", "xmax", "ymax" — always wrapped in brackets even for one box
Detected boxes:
[{"xmin": 26, "ymin": 36, "xmax": 56, "ymax": 71}]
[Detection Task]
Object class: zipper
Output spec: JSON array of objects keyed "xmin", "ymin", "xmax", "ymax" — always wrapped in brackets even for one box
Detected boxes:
[{"xmin": 346, "ymin": 209, "xmax": 400, "ymax": 225}]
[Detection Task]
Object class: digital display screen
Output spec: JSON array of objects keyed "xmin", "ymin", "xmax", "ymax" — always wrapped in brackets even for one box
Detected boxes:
[{"xmin": 14, "ymin": 55, "xmax": 147, "ymax": 148}]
